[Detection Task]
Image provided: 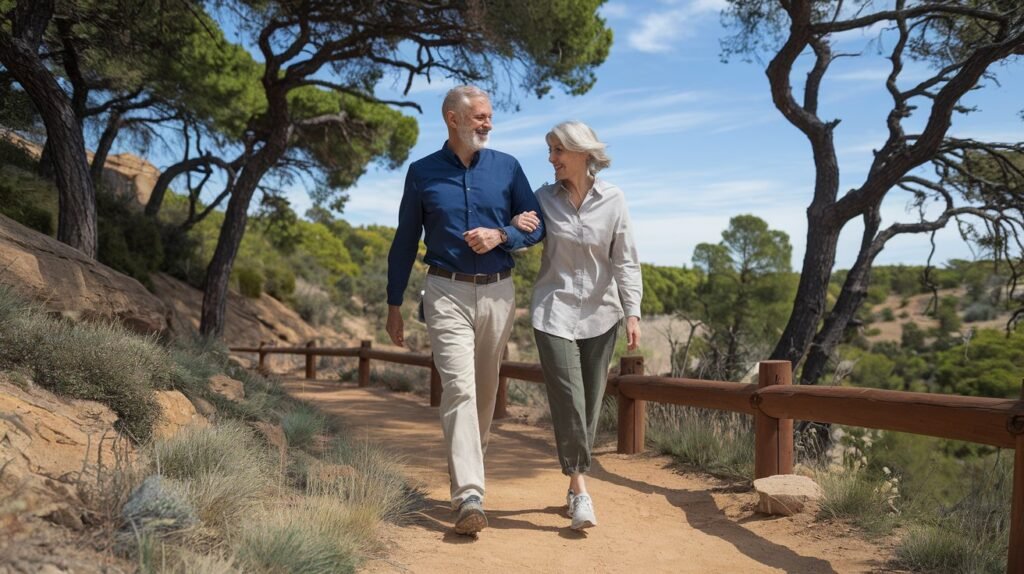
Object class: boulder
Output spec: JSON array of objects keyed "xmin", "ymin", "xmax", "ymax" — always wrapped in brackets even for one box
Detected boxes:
[
  {"xmin": 0, "ymin": 378, "xmax": 129, "ymax": 527},
  {"xmin": 0, "ymin": 214, "xmax": 169, "ymax": 335},
  {"xmin": 753, "ymin": 474, "xmax": 823, "ymax": 516},
  {"xmin": 152, "ymin": 391, "xmax": 209, "ymax": 440},
  {"xmin": 208, "ymin": 374, "xmax": 244, "ymax": 402}
]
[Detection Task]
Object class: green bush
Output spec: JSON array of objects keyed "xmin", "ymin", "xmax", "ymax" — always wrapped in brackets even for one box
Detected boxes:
[
  {"xmin": 235, "ymin": 267, "xmax": 264, "ymax": 298},
  {"xmin": 648, "ymin": 405, "xmax": 754, "ymax": 480},
  {"xmin": 281, "ymin": 405, "xmax": 326, "ymax": 449},
  {"xmin": 0, "ymin": 286, "xmax": 169, "ymax": 440},
  {"xmin": 96, "ymin": 191, "xmax": 164, "ymax": 288}
]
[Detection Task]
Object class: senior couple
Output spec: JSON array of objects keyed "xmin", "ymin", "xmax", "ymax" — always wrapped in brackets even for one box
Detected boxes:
[{"xmin": 385, "ymin": 85, "xmax": 642, "ymax": 536}]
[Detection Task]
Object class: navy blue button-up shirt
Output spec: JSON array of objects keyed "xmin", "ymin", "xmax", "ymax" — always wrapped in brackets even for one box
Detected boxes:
[{"xmin": 386, "ymin": 142, "xmax": 545, "ymax": 306}]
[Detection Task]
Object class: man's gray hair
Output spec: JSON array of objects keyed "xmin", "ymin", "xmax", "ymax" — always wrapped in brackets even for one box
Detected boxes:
[
  {"xmin": 442, "ymin": 85, "xmax": 490, "ymax": 119},
  {"xmin": 547, "ymin": 120, "xmax": 612, "ymax": 173}
]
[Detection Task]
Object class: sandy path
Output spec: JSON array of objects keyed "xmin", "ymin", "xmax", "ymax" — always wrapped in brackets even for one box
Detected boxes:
[{"xmin": 282, "ymin": 380, "xmax": 894, "ymax": 574}]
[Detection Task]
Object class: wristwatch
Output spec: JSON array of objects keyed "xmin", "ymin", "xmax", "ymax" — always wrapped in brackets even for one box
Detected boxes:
[{"xmin": 497, "ymin": 228, "xmax": 508, "ymax": 243}]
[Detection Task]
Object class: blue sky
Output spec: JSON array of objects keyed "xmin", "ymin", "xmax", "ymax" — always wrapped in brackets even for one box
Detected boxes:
[{"xmin": 168, "ymin": 1, "xmax": 1024, "ymax": 270}]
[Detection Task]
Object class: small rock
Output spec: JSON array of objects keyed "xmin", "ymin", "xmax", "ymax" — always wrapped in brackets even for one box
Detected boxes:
[
  {"xmin": 121, "ymin": 475, "xmax": 197, "ymax": 535},
  {"xmin": 152, "ymin": 391, "xmax": 209, "ymax": 440},
  {"xmin": 753, "ymin": 474, "xmax": 823, "ymax": 516},
  {"xmin": 208, "ymin": 375, "xmax": 245, "ymax": 402},
  {"xmin": 191, "ymin": 397, "xmax": 217, "ymax": 418}
]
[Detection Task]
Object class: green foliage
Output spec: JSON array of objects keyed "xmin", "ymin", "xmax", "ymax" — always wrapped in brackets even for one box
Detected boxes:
[
  {"xmin": 641, "ymin": 264, "xmax": 700, "ymax": 316},
  {"xmin": 893, "ymin": 456, "xmax": 1011, "ymax": 574},
  {"xmin": 281, "ymin": 405, "xmax": 326, "ymax": 449},
  {"xmin": 96, "ymin": 192, "xmax": 164, "ymax": 288},
  {"xmin": 934, "ymin": 329, "xmax": 1024, "ymax": 397},
  {"xmin": 647, "ymin": 405, "xmax": 754, "ymax": 480},
  {"xmin": 235, "ymin": 267, "xmax": 264, "ymax": 299},
  {"xmin": 691, "ymin": 215, "xmax": 795, "ymax": 380},
  {"xmin": 0, "ymin": 161, "xmax": 57, "ymax": 235},
  {"xmin": 934, "ymin": 296, "xmax": 962, "ymax": 333},
  {"xmin": 816, "ymin": 467, "xmax": 897, "ymax": 536}
]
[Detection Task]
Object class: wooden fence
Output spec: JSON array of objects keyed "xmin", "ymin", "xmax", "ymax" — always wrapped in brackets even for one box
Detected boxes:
[{"xmin": 231, "ymin": 339, "xmax": 1024, "ymax": 573}]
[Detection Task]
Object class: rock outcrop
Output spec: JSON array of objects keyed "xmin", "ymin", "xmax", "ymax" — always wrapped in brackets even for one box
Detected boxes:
[
  {"xmin": 0, "ymin": 214, "xmax": 169, "ymax": 335},
  {"xmin": 0, "ymin": 377, "xmax": 127, "ymax": 530},
  {"xmin": 152, "ymin": 390, "xmax": 210, "ymax": 440}
]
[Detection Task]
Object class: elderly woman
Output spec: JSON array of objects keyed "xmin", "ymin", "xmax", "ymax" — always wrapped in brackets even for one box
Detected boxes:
[{"xmin": 513, "ymin": 120, "xmax": 642, "ymax": 530}]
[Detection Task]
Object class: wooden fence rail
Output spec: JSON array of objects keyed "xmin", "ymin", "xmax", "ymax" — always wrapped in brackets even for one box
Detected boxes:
[{"xmin": 231, "ymin": 339, "xmax": 1024, "ymax": 573}]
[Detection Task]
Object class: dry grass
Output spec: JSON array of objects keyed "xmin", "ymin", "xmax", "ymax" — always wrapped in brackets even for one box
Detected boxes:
[{"xmin": 647, "ymin": 404, "xmax": 754, "ymax": 481}]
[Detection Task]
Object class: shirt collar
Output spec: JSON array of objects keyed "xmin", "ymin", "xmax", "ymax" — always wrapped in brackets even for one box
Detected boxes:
[
  {"xmin": 441, "ymin": 140, "xmax": 484, "ymax": 168},
  {"xmin": 556, "ymin": 176, "xmax": 607, "ymax": 197}
]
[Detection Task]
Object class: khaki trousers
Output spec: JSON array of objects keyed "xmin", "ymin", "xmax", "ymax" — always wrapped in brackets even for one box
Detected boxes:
[{"xmin": 423, "ymin": 273, "xmax": 515, "ymax": 508}]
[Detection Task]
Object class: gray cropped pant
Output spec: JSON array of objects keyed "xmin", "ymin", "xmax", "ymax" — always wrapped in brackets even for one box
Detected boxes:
[{"xmin": 534, "ymin": 322, "xmax": 619, "ymax": 476}]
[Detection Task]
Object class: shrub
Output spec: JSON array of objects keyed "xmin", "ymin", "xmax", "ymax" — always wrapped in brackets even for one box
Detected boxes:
[
  {"xmin": 96, "ymin": 191, "xmax": 165, "ymax": 288},
  {"xmin": 281, "ymin": 405, "xmax": 326, "ymax": 450},
  {"xmin": 235, "ymin": 267, "xmax": 264, "ymax": 298},
  {"xmin": 313, "ymin": 438, "xmax": 421, "ymax": 524},
  {"xmin": 0, "ymin": 286, "xmax": 170, "ymax": 440},
  {"xmin": 648, "ymin": 405, "xmax": 754, "ymax": 480},
  {"xmin": 894, "ymin": 456, "xmax": 1010, "ymax": 573},
  {"xmin": 236, "ymin": 499, "xmax": 358, "ymax": 574},
  {"xmin": 880, "ymin": 308, "xmax": 895, "ymax": 322},
  {"xmin": 150, "ymin": 423, "xmax": 275, "ymax": 535},
  {"xmin": 816, "ymin": 467, "xmax": 897, "ymax": 535}
]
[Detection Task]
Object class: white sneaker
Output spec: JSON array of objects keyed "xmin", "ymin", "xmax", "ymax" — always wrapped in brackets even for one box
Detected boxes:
[
  {"xmin": 564, "ymin": 489, "xmax": 575, "ymax": 518},
  {"xmin": 570, "ymin": 493, "xmax": 597, "ymax": 530}
]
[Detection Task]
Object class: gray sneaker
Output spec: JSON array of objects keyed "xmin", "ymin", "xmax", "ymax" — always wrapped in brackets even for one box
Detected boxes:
[
  {"xmin": 564, "ymin": 489, "xmax": 575, "ymax": 518},
  {"xmin": 453, "ymin": 495, "xmax": 487, "ymax": 535},
  {"xmin": 570, "ymin": 493, "xmax": 597, "ymax": 530}
]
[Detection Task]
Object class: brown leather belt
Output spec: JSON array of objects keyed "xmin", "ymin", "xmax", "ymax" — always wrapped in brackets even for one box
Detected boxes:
[{"xmin": 428, "ymin": 266, "xmax": 511, "ymax": 284}]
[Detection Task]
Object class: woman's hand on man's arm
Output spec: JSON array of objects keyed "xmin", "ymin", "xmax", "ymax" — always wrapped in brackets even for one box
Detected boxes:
[{"xmin": 511, "ymin": 210, "xmax": 540, "ymax": 232}]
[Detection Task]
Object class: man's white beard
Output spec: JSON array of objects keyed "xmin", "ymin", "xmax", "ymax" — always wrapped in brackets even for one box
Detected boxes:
[{"xmin": 459, "ymin": 126, "xmax": 489, "ymax": 151}]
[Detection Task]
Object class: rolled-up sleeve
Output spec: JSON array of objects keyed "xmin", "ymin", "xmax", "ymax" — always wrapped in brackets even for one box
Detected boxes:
[
  {"xmin": 610, "ymin": 198, "xmax": 643, "ymax": 319},
  {"xmin": 386, "ymin": 169, "xmax": 422, "ymax": 306}
]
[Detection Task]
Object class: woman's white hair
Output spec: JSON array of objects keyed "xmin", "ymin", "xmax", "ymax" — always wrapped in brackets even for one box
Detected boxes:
[{"xmin": 547, "ymin": 120, "xmax": 611, "ymax": 173}]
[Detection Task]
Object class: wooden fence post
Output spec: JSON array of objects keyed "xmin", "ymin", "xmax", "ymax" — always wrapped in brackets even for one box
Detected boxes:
[
  {"xmin": 494, "ymin": 344, "xmax": 509, "ymax": 420},
  {"xmin": 1009, "ymin": 428, "xmax": 1024, "ymax": 574},
  {"xmin": 358, "ymin": 340, "xmax": 371, "ymax": 387},
  {"xmin": 429, "ymin": 358, "xmax": 442, "ymax": 407},
  {"xmin": 257, "ymin": 341, "xmax": 268, "ymax": 373},
  {"xmin": 617, "ymin": 355, "xmax": 646, "ymax": 454},
  {"xmin": 304, "ymin": 340, "xmax": 317, "ymax": 380},
  {"xmin": 755, "ymin": 360, "xmax": 794, "ymax": 479}
]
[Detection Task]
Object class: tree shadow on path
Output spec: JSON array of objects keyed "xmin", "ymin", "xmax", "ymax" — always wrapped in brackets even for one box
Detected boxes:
[{"xmin": 588, "ymin": 458, "xmax": 841, "ymax": 574}]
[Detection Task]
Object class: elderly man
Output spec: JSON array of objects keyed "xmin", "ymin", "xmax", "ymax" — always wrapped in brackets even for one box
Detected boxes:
[{"xmin": 386, "ymin": 85, "xmax": 544, "ymax": 535}]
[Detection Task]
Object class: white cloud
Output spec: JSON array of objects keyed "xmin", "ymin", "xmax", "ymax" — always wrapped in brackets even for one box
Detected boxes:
[{"xmin": 627, "ymin": 0, "xmax": 727, "ymax": 53}]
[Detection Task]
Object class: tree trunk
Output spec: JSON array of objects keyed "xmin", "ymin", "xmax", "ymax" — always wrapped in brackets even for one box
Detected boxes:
[
  {"xmin": 146, "ymin": 155, "xmax": 217, "ymax": 218},
  {"xmin": 37, "ymin": 137, "xmax": 55, "ymax": 179},
  {"xmin": 799, "ymin": 209, "xmax": 883, "ymax": 385},
  {"xmin": 0, "ymin": 29, "xmax": 97, "ymax": 257},
  {"xmin": 199, "ymin": 131, "xmax": 289, "ymax": 337},
  {"xmin": 769, "ymin": 215, "xmax": 842, "ymax": 368},
  {"xmin": 90, "ymin": 112, "xmax": 122, "ymax": 185}
]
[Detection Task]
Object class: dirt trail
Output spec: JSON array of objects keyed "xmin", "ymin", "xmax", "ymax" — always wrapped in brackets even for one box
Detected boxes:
[{"xmin": 282, "ymin": 380, "xmax": 894, "ymax": 574}]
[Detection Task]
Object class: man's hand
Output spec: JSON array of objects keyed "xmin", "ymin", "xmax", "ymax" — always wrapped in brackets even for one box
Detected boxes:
[
  {"xmin": 626, "ymin": 316, "xmax": 641, "ymax": 352},
  {"xmin": 464, "ymin": 227, "xmax": 504, "ymax": 254},
  {"xmin": 386, "ymin": 305, "xmax": 405, "ymax": 347},
  {"xmin": 511, "ymin": 210, "xmax": 540, "ymax": 233}
]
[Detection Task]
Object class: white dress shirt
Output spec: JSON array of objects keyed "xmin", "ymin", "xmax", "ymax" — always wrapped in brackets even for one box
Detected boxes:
[{"xmin": 531, "ymin": 177, "xmax": 643, "ymax": 340}]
